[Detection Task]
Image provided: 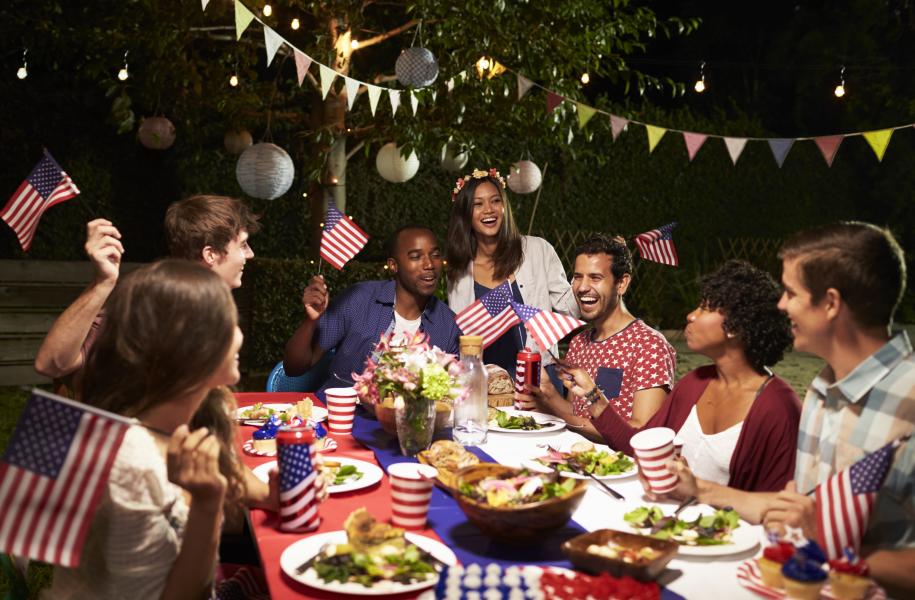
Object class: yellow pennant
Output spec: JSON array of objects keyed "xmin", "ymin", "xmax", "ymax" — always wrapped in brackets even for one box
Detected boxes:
[
  {"xmin": 234, "ymin": 0, "xmax": 254, "ymax": 41},
  {"xmin": 646, "ymin": 125, "xmax": 667, "ymax": 153},
  {"xmin": 577, "ymin": 103, "xmax": 597, "ymax": 129},
  {"xmin": 487, "ymin": 61, "xmax": 507, "ymax": 79},
  {"xmin": 862, "ymin": 129, "xmax": 894, "ymax": 162}
]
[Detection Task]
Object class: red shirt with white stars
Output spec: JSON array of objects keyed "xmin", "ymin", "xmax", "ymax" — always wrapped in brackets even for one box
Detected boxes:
[{"xmin": 566, "ymin": 319, "xmax": 676, "ymax": 420}]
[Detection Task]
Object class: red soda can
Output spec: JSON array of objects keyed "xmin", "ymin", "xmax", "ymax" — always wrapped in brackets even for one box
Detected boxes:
[
  {"xmin": 515, "ymin": 348, "xmax": 542, "ymax": 394},
  {"xmin": 276, "ymin": 426, "xmax": 322, "ymax": 532}
]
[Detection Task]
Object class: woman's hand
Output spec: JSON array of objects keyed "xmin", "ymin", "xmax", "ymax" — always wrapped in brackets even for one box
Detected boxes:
[
  {"xmin": 636, "ymin": 456, "xmax": 697, "ymax": 501},
  {"xmin": 167, "ymin": 425, "xmax": 227, "ymax": 509}
]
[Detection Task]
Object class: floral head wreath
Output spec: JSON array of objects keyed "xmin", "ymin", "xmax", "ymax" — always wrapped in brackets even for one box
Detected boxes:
[{"xmin": 451, "ymin": 168, "xmax": 506, "ymax": 202}]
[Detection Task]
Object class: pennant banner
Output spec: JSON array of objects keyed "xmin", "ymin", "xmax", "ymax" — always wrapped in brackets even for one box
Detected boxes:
[
  {"xmin": 410, "ymin": 91, "xmax": 419, "ymax": 116},
  {"xmin": 610, "ymin": 115, "xmax": 628, "ymax": 141},
  {"xmin": 345, "ymin": 77, "xmax": 360, "ymax": 111},
  {"xmin": 683, "ymin": 132, "xmax": 708, "ymax": 162},
  {"xmin": 319, "ymin": 64, "xmax": 336, "ymax": 99},
  {"xmin": 234, "ymin": 0, "xmax": 255, "ymax": 41},
  {"xmin": 517, "ymin": 74, "xmax": 534, "ymax": 100},
  {"xmin": 768, "ymin": 138, "xmax": 794, "ymax": 168},
  {"xmin": 546, "ymin": 91, "xmax": 564, "ymax": 114},
  {"xmin": 814, "ymin": 135, "xmax": 843, "ymax": 167},
  {"xmin": 723, "ymin": 137, "xmax": 748, "ymax": 165},
  {"xmin": 263, "ymin": 26, "xmax": 284, "ymax": 66},
  {"xmin": 863, "ymin": 129, "xmax": 893, "ymax": 161},
  {"xmin": 366, "ymin": 84, "xmax": 382, "ymax": 116},
  {"xmin": 293, "ymin": 50, "xmax": 312, "ymax": 86},
  {"xmin": 577, "ymin": 103, "xmax": 597, "ymax": 129},
  {"xmin": 646, "ymin": 125, "xmax": 667, "ymax": 153},
  {"xmin": 389, "ymin": 89, "xmax": 401, "ymax": 116}
]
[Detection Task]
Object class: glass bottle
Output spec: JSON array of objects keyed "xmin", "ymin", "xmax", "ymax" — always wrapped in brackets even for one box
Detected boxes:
[{"xmin": 453, "ymin": 335, "xmax": 489, "ymax": 446}]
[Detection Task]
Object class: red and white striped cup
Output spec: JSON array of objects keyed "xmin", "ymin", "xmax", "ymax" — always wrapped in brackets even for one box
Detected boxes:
[
  {"xmin": 630, "ymin": 427, "xmax": 678, "ymax": 494},
  {"xmin": 387, "ymin": 463, "xmax": 438, "ymax": 529},
  {"xmin": 325, "ymin": 387, "xmax": 358, "ymax": 434}
]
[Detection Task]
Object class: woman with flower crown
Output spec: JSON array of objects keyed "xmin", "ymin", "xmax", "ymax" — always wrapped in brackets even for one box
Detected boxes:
[{"xmin": 446, "ymin": 168, "xmax": 578, "ymax": 377}]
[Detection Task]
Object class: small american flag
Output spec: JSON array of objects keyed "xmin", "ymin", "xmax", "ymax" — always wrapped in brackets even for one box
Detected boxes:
[
  {"xmin": 0, "ymin": 389, "xmax": 130, "ymax": 567},
  {"xmin": 454, "ymin": 281, "xmax": 521, "ymax": 349},
  {"xmin": 815, "ymin": 438, "xmax": 900, "ymax": 560},
  {"xmin": 510, "ymin": 301, "xmax": 585, "ymax": 352},
  {"xmin": 319, "ymin": 201, "xmax": 369, "ymax": 270},
  {"xmin": 278, "ymin": 440, "xmax": 321, "ymax": 532},
  {"xmin": 634, "ymin": 222, "xmax": 679, "ymax": 266},
  {"xmin": 1, "ymin": 150, "xmax": 80, "ymax": 251}
]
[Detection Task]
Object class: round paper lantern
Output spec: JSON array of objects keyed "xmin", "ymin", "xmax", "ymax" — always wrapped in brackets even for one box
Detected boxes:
[
  {"xmin": 235, "ymin": 142, "xmax": 295, "ymax": 200},
  {"xmin": 223, "ymin": 129, "xmax": 253, "ymax": 155},
  {"xmin": 440, "ymin": 143, "xmax": 469, "ymax": 172},
  {"xmin": 395, "ymin": 47, "xmax": 438, "ymax": 88},
  {"xmin": 376, "ymin": 143, "xmax": 419, "ymax": 183},
  {"xmin": 507, "ymin": 160, "xmax": 542, "ymax": 194},
  {"xmin": 137, "ymin": 116, "xmax": 176, "ymax": 150}
]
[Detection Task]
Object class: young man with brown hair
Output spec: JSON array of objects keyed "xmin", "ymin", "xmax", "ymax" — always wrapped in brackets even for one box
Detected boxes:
[{"xmin": 34, "ymin": 195, "xmax": 259, "ymax": 381}]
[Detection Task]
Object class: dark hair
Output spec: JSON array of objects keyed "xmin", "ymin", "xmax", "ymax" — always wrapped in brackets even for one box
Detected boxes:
[
  {"xmin": 778, "ymin": 222, "xmax": 906, "ymax": 328},
  {"xmin": 700, "ymin": 260, "xmax": 793, "ymax": 373},
  {"xmin": 164, "ymin": 194, "xmax": 260, "ymax": 260},
  {"xmin": 386, "ymin": 225, "xmax": 436, "ymax": 259},
  {"xmin": 81, "ymin": 260, "xmax": 246, "ymax": 514},
  {"xmin": 574, "ymin": 234, "xmax": 633, "ymax": 281},
  {"xmin": 446, "ymin": 175, "xmax": 522, "ymax": 283}
]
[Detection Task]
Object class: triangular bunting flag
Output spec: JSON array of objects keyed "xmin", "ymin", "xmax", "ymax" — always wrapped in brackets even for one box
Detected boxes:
[
  {"xmin": 723, "ymin": 137, "xmax": 748, "ymax": 165},
  {"xmin": 768, "ymin": 138, "xmax": 795, "ymax": 168},
  {"xmin": 646, "ymin": 125, "xmax": 667, "ymax": 153},
  {"xmin": 610, "ymin": 115, "xmax": 628, "ymax": 141},
  {"xmin": 577, "ymin": 103, "xmax": 597, "ymax": 129},
  {"xmin": 234, "ymin": 0, "xmax": 255, "ymax": 40},
  {"xmin": 201, "ymin": 0, "xmax": 210, "ymax": 10},
  {"xmin": 488, "ymin": 61, "xmax": 506, "ymax": 79},
  {"xmin": 319, "ymin": 64, "xmax": 337, "ymax": 99},
  {"xmin": 546, "ymin": 91, "xmax": 564, "ymax": 113},
  {"xmin": 345, "ymin": 77, "xmax": 360, "ymax": 110},
  {"xmin": 814, "ymin": 135, "xmax": 843, "ymax": 167},
  {"xmin": 389, "ymin": 89, "xmax": 401, "ymax": 116},
  {"xmin": 366, "ymin": 84, "xmax": 382, "ymax": 116},
  {"xmin": 263, "ymin": 26, "xmax": 285, "ymax": 67},
  {"xmin": 863, "ymin": 129, "xmax": 893, "ymax": 161},
  {"xmin": 431, "ymin": 90, "xmax": 437, "ymax": 102},
  {"xmin": 294, "ymin": 50, "xmax": 312, "ymax": 86},
  {"xmin": 410, "ymin": 91, "xmax": 419, "ymax": 116},
  {"xmin": 517, "ymin": 74, "xmax": 534, "ymax": 100},
  {"xmin": 682, "ymin": 132, "xmax": 708, "ymax": 162}
]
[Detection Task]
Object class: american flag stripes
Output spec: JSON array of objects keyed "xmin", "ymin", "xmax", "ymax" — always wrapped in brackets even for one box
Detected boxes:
[
  {"xmin": 510, "ymin": 301, "xmax": 585, "ymax": 351},
  {"xmin": 634, "ymin": 222, "xmax": 679, "ymax": 266},
  {"xmin": 454, "ymin": 281, "xmax": 521, "ymax": 349},
  {"xmin": 815, "ymin": 439, "xmax": 899, "ymax": 560},
  {"xmin": 277, "ymin": 439, "xmax": 321, "ymax": 532},
  {"xmin": 319, "ymin": 201, "xmax": 369, "ymax": 270},
  {"xmin": 1, "ymin": 150, "xmax": 80, "ymax": 251},
  {"xmin": 0, "ymin": 390, "xmax": 130, "ymax": 567}
]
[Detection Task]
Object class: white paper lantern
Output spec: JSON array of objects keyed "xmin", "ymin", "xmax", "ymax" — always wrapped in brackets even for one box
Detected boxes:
[
  {"xmin": 235, "ymin": 142, "xmax": 295, "ymax": 200},
  {"xmin": 376, "ymin": 143, "xmax": 419, "ymax": 183},
  {"xmin": 395, "ymin": 47, "xmax": 438, "ymax": 88},
  {"xmin": 507, "ymin": 160, "xmax": 542, "ymax": 194},
  {"xmin": 223, "ymin": 130, "xmax": 253, "ymax": 155},
  {"xmin": 137, "ymin": 116, "xmax": 176, "ymax": 150},
  {"xmin": 440, "ymin": 143, "xmax": 469, "ymax": 172}
]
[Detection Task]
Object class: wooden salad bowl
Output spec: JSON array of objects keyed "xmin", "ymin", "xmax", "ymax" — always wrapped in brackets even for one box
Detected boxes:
[{"xmin": 451, "ymin": 463, "xmax": 588, "ymax": 544}]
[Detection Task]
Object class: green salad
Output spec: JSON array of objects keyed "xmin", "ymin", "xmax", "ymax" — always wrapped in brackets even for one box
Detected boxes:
[
  {"xmin": 536, "ymin": 448, "xmax": 635, "ymax": 476},
  {"xmin": 323, "ymin": 462, "xmax": 364, "ymax": 486},
  {"xmin": 623, "ymin": 505, "xmax": 740, "ymax": 546},
  {"xmin": 458, "ymin": 470, "xmax": 576, "ymax": 507},
  {"xmin": 489, "ymin": 409, "xmax": 542, "ymax": 430},
  {"xmin": 303, "ymin": 542, "xmax": 437, "ymax": 587}
]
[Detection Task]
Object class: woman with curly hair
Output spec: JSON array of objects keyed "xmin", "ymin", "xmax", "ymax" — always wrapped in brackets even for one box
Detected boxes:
[
  {"xmin": 447, "ymin": 169, "xmax": 577, "ymax": 375},
  {"xmin": 573, "ymin": 260, "xmax": 800, "ymax": 492}
]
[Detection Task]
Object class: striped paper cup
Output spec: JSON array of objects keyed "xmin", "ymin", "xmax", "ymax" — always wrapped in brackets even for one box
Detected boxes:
[
  {"xmin": 325, "ymin": 387, "xmax": 358, "ymax": 434},
  {"xmin": 388, "ymin": 463, "xmax": 438, "ymax": 529},
  {"xmin": 630, "ymin": 427, "xmax": 678, "ymax": 494}
]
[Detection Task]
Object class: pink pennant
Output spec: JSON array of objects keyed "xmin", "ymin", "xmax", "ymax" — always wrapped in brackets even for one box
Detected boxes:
[
  {"xmin": 682, "ymin": 132, "xmax": 708, "ymax": 162},
  {"xmin": 610, "ymin": 115, "xmax": 629, "ymax": 141},
  {"xmin": 294, "ymin": 50, "xmax": 312, "ymax": 86},
  {"xmin": 546, "ymin": 91, "xmax": 564, "ymax": 114},
  {"xmin": 814, "ymin": 135, "xmax": 843, "ymax": 167}
]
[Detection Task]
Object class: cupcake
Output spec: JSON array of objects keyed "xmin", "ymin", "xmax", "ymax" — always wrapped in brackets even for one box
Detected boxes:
[
  {"xmin": 828, "ymin": 554, "xmax": 871, "ymax": 600},
  {"xmin": 757, "ymin": 541, "xmax": 795, "ymax": 589},
  {"xmin": 252, "ymin": 415, "xmax": 279, "ymax": 453},
  {"xmin": 781, "ymin": 542, "xmax": 827, "ymax": 600}
]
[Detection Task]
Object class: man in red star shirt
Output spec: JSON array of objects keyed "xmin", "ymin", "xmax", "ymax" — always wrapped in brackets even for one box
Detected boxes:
[{"xmin": 515, "ymin": 234, "xmax": 676, "ymax": 441}]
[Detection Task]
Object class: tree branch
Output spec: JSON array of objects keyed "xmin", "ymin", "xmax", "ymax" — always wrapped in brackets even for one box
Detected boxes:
[
  {"xmin": 345, "ymin": 140, "xmax": 366, "ymax": 161},
  {"xmin": 354, "ymin": 18, "xmax": 420, "ymax": 51}
]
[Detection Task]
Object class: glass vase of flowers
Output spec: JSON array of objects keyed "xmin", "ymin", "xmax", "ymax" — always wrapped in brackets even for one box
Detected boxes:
[{"xmin": 352, "ymin": 331, "xmax": 464, "ymax": 456}]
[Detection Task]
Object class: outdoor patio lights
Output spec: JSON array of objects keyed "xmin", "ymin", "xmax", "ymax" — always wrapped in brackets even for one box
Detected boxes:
[
  {"xmin": 117, "ymin": 51, "xmax": 129, "ymax": 81},
  {"xmin": 476, "ymin": 56, "xmax": 491, "ymax": 78},
  {"xmin": 693, "ymin": 61, "xmax": 706, "ymax": 93},
  {"xmin": 229, "ymin": 74, "xmax": 239, "ymax": 87},
  {"xmin": 291, "ymin": 18, "xmax": 300, "ymax": 30},
  {"xmin": 580, "ymin": 72, "xmax": 590, "ymax": 84},
  {"xmin": 834, "ymin": 66, "xmax": 846, "ymax": 98},
  {"xmin": 351, "ymin": 39, "xmax": 360, "ymax": 50},
  {"xmin": 262, "ymin": 4, "xmax": 272, "ymax": 17},
  {"xmin": 16, "ymin": 49, "xmax": 27, "ymax": 80}
]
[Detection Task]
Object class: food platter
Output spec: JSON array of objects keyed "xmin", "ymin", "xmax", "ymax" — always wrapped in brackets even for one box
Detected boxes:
[
  {"xmin": 251, "ymin": 457, "xmax": 383, "ymax": 494},
  {"xmin": 487, "ymin": 408, "xmax": 566, "ymax": 434},
  {"xmin": 521, "ymin": 441, "xmax": 638, "ymax": 480},
  {"xmin": 236, "ymin": 402, "xmax": 328, "ymax": 424}
]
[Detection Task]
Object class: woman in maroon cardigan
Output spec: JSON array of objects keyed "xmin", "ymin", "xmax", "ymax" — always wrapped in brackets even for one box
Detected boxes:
[{"xmin": 563, "ymin": 260, "xmax": 800, "ymax": 492}]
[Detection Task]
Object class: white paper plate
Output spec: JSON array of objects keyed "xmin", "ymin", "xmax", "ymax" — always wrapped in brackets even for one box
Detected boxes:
[
  {"xmin": 487, "ymin": 408, "xmax": 566, "ymax": 434},
  {"xmin": 280, "ymin": 531, "xmax": 457, "ymax": 595},
  {"xmin": 251, "ymin": 456, "xmax": 383, "ymax": 494},
  {"xmin": 618, "ymin": 503, "xmax": 760, "ymax": 557},
  {"xmin": 522, "ymin": 442, "xmax": 638, "ymax": 480},
  {"xmin": 236, "ymin": 403, "xmax": 328, "ymax": 424}
]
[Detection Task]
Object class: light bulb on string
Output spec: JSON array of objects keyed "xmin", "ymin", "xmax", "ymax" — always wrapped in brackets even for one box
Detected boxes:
[
  {"xmin": 580, "ymin": 72, "xmax": 590, "ymax": 85},
  {"xmin": 291, "ymin": 18, "xmax": 300, "ymax": 30},
  {"xmin": 262, "ymin": 4, "xmax": 272, "ymax": 17},
  {"xmin": 476, "ymin": 56, "xmax": 490, "ymax": 77},
  {"xmin": 16, "ymin": 48, "xmax": 27, "ymax": 79},
  {"xmin": 693, "ymin": 61, "xmax": 706, "ymax": 93},
  {"xmin": 117, "ymin": 50, "xmax": 129, "ymax": 81},
  {"xmin": 350, "ymin": 39, "xmax": 360, "ymax": 50},
  {"xmin": 229, "ymin": 74, "xmax": 239, "ymax": 87},
  {"xmin": 834, "ymin": 66, "xmax": 846, "ymax": 98}
]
